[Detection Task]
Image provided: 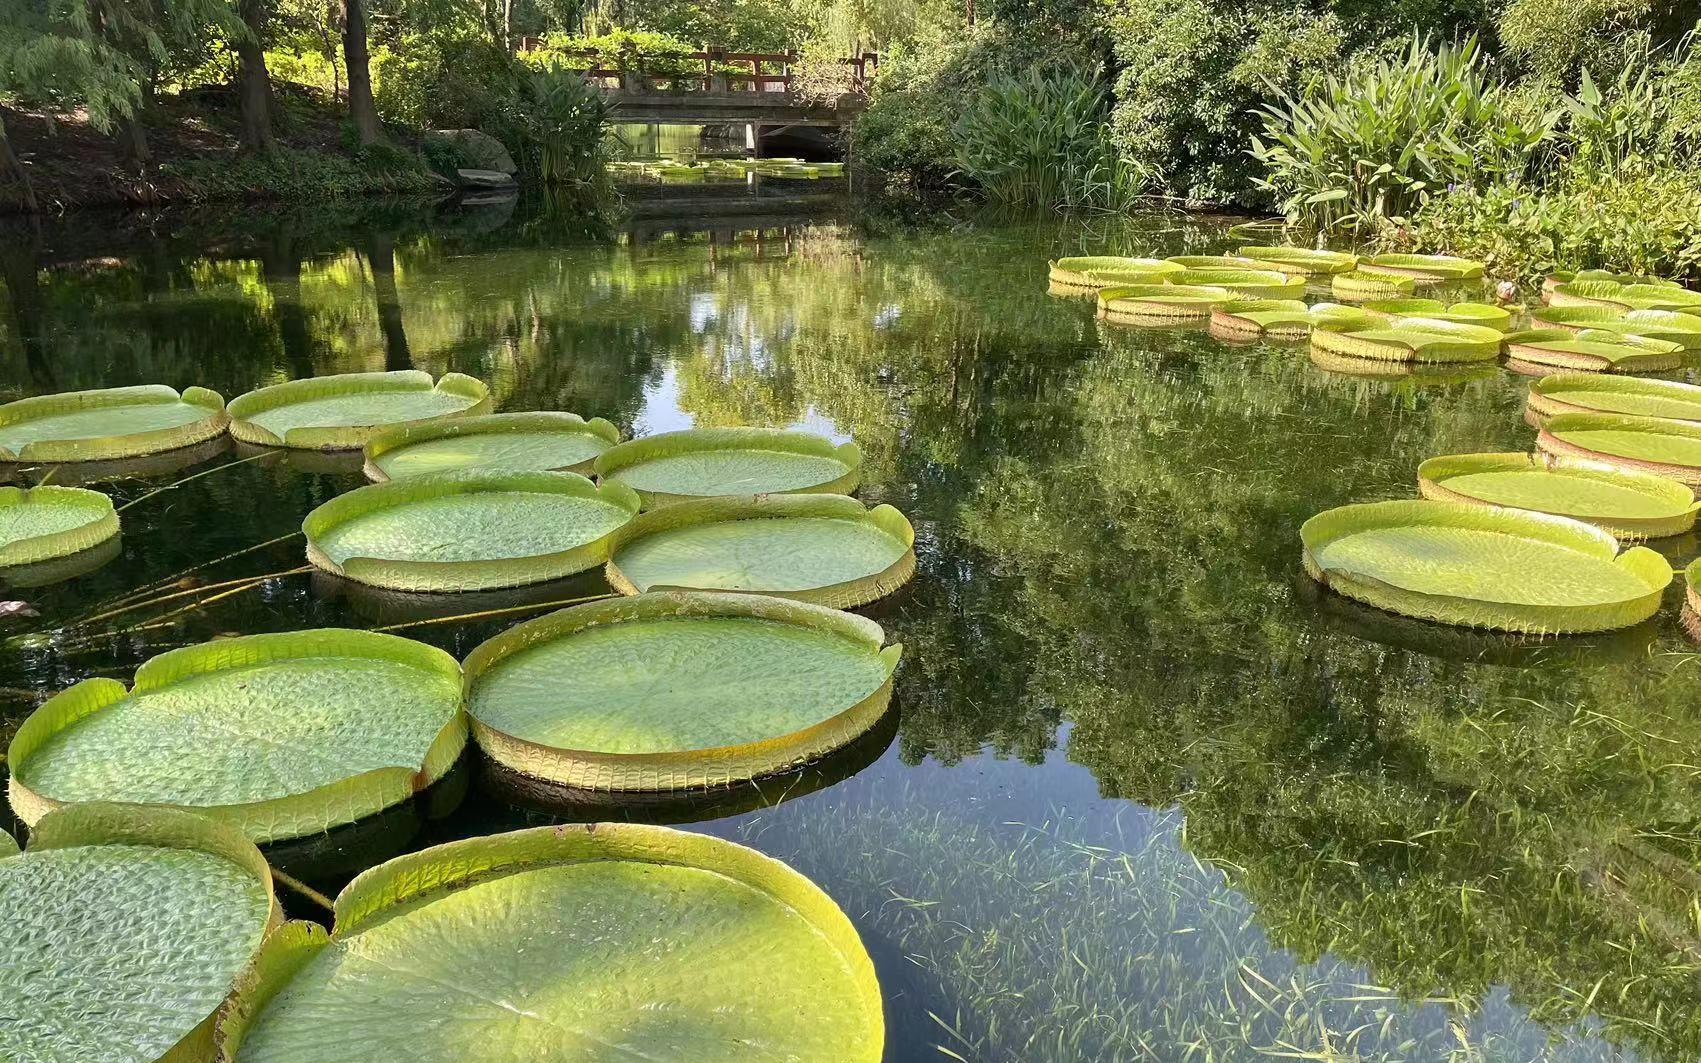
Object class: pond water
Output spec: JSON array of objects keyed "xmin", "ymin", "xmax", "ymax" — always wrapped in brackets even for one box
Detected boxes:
[{"xmin": 2, "ymin": 195, "xmax": 1698, "ymax": 1062}]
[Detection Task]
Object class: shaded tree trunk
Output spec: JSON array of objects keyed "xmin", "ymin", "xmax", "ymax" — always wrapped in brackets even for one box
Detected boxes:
[
  {"xmin": 0, "ymin": 112, "xmax": 38, "ymax": 213},
  {"xmin": 364, "ymin": 233, "xmax": 412, "ymax": 370},
  {"xmin": 259, "ymin": 230, "xmax": 317, "ymax": 378},
  {"xmin": 122, "ymin": 88, "xmax": 152, "ymax": 166},
  {"xmin": 341, "ymin": 0, "xmax": 382, "ymax": 146},
  {"xmin": 235, "ymin": 0, "xmax": 278, "ymax": 153}
]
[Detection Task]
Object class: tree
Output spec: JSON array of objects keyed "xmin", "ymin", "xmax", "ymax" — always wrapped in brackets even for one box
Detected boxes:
[
  {"xmin": 342, "ymin": 0, "xmax": 383, "ymax": 144},
  {"xmin": 234, "ymin": 0, "xmax": 279, "ymax": 152}
]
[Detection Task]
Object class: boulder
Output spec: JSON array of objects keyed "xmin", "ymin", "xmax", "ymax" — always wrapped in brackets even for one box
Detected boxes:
[{"xmin": 427, "ymin": 129, "xmax": 516, "ymax": 175}]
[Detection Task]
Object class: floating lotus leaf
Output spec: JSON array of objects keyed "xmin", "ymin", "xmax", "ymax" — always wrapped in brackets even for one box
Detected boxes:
[
  {"xmin": 1331, "ymin": 269, "xmax": 1416, "ymax": 299},
  {"xmin": 1079, "ymin": 266, "xmax": 1182, "ymax": 288},
  {"xmin": 1359, "ymin": 253, "xmax": 1485, "ymax": 282},
  {"xmin": 1541, "ymin": 269, "xmax": 1677, "ymax": 297},
  {"xmin": 0, "ymin": 804, "xmax": 278, "ymax": 1063},
  {"xmin": 593, "ymin": 427, "xmax": 862, "ymax": 508},
  {"xmin": 304, "ymin": 470, "xmax": 639, "ymax": 591},
  {"xmin": 0, "ymin": 484, "xmax": 120, "ymax": 566},
  {"xmin": 7, "ymin": 630, "xmax": 466, "ymax": 842},
  {"xmin": 1501, "ymin": 328, "xmax": 1686, "ymax": 374},
  {"xmin": 363, "ymin": 412, "xmax": 620, "ymax": 482},
  {"xmin": 1207, "ymin": 299, "xmax": 1315, "ymax": 337},
  {"xmin": 1169, "ymin": 268, "xmax": 1305, "ymax": 298},
  {"xmin": 0, "ymin": 385, "xmax": 228, "ymax": 462},
  {"xmin": 606, "ymin": 494, "xmax": 915, "ymax": 607},
  {"xmin": 215, "ymin": 823, "xmax": 883, "ymax": 1063},
  {"xmin": 1307, "ymin": 349, "xmax": 1498, "ymax": 383},
  {"xmin": 1417, "ymin": 452, "xmax": 1699, "ymax": 539},
  {"xmin": 463, "ymin": 591, "xmax": 900, "ymax": 790},
  {"xmin": 1527, "ymin": 374, "xmax": 1701, "ymax": 425},
  {"xmin": 1165, "ymin": 254, "xmax": 1308, "ymax": 277},
  {"xmin": 228, "ymin": 371, "xmax": 492, "ymax": 451},
  {"xmin": 1524, "ymin": 306, "xmax": 1701, "ymax": 350},
  {"xmin": 1236, "ymin": 245, "xmax": 1357, "ymax": 274},
  {"xmin": 1359, "ymin": 298, "xmax": 1512, "ymax": 330},
  {"xmin": 1537, "ymin": 412, "xmax": 1701, "ymax": 486},
  {"xmin": 1098, "ymin": 283, "xmax": 1233, "ymax": 321},
  {"xmin": 1046, "ymin": 256, "xmax": 1182, "ymax": 289},
  {"xmin": 1310, "ymin": 316, "xmax": 1503, "ymax": 363},
  {"xmin": 1300, "ymin": 499, "xmax": 1671, "ymax": 633},
  {"xmin": 1549, "ymin": 280, "xmax": 1701, "ymax": 313}
]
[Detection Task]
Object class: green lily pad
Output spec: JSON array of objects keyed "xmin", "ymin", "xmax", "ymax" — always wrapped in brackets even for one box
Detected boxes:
[
  {"xmin": 1542, "ymin": 269, "xmax": 1677, "ymax": 296},
  {"xmin": 1550, "ymin": 281, "xmax": 1701, "ymax": 313},
  {"xmin": 1236, "ymin": 245, "xmax": 1357, "ymax": 274},
  {"xmin": 228, "ymin": 371, "xmax": 492, "ymax": 451},
  {"xmin": 7, "ymin": 630, "xmax": 466, "ymax": 842},
  {"xmin": 1207, "ymin": 299, "xmax": 1315, "ymax": 337},
  {"xmin": 1525, "ymin": 306, "xmax": 1701, "ymax": 351},
  {"xmin": 1417, "ymin": 452, "xmax": 1699, "ymax": 539},
  {"xmin": 1527, "ymin": 374, "xmax": 1701, "ymax": 425},
  {"xmin": 593, "ymin": 428, "xmax": 862, "ymax": 509},
  {"xmin": 0, "ymin": 485, "xmax": 120, "ymax": 566},
  {"xmin": 1359, "ymin": 253, "xmax": 1485, "ymax": 282},
  {"xmin": 1099, "ymin": 284, "xmax": 1233, "ymax": 321},
  {"xmin": 1166, "ymin": 254, "xmax": 1308, "ymax": 276},
  {"xmin": 1502, "ymin": 328, "xmax": 1686, "ymax": 374},
  {"xmin": 364, "ymin": 412, "xmax": 619, "ymax": 481},
  {"xmin": 1538, "ymin": 412, "xmax": 1701, "ymax": 486},
  {"xmin": 0, "ymin": 385, "xmax": 228, "ymax": 462},
  {"xmin": 463, "ymin": 591, "xmax": 901, "ymax": 790},
  {"xmin": 1359, "ymin": 299, "xmax": 1512, "ymax": 329},
  {"xmin": 216, "ymin": 823, "xmax": 884, "ymax": 1063},
  {"xmin": 1170, "ymin": 268, "xmax": 1305, "ymax": 298},
  {"xmin": 1047, "ymin": 256, "xmax": 1182, "ymax": 289},
  {"xmin": 1311, "ymin": 316, "xmax": 1504, "ymax": 363},
  {"xmin": 1307, "ymin": 348, "xmax": 1498, "ymax": 384},
  {"xmin": 606, "ymin": 494, "xmax": 915, "ymax": 607},
  {"xmin": 1331, "ymin": 269, "xmax": 1416, "ymax": 299},
  {"xmin": 1, "ymin": 804, "xmax": 277, "ymax": 1063},
  {"xmin": 1301, "ymin": 499, "xmax": 1671, "ymax": 633},
  {"xmin": 305, "ymin": 470, "xmax": 639, "ymax": 592}
]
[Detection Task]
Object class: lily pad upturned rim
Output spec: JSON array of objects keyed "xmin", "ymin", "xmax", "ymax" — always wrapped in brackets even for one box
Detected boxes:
[
  {"xmin": 227, "ymin": 371, "xmax": 492, "ymax": 451},
  {"xmin": 1536, "ymin": 412, "xmax": 1701, "ymax": 486},
  {"xmin": 1416, "ymin": 451, "xmax": 1700, "ymax": 539},
  {"xmin": 7, "ymin": 629, "xmax": 467, "ymax": 843},
  {"xmin": 1301, "ymin": 499, "xmax": 1671, "ymax": 633},
  {"xmin": 1207, "ymin": 298, "xmax": 1314, "ymax": 336},
  {"xmin": 1359, "ymin": 299, "xmax": 1512, "ymax": 329},
  {"xmin": 1099, "ymin": 283, "xmax": 1233, "ymax": 320},
  {"xmin": 1542, "ymin": 270, "xmax": 1677, "ymax": 295},
  {"xmin": 1359, "ymin": 253, "xmax": 1486, "ymax": 282},
  {"xmin": 1169, "ymin": 268, "xmax": 1306, "ymax": 298},
  {"xmin": 1309, "ymin": 316, "xmax": 1504, "ymax": 363},
  {"xmin": 214, "ymin": 822, "xmax": 884, "ymax": 1063},
  {"xmin": 1527, "ymin": 373, "xmax": 1701, "ymax": 426},
  {"xmin": 1331, "ymin": 269, "xmax": 1417, "ymax": 298},
  {"xmin": 0, "ymin": 385, "xmax": 229, "ymax": 462},
  {"xmin": 605, "ymin": 493, "xmax": 916, "ymax": 608},
  {"xmin": 1525, "ymin": 307, "xmax": 1701, "ymax": 350},
  {"xmin": 362, "ymin": 411, "xmax": 621, "ymax": 482},
  {"xmin": 1046, "ymin": 256, "xmax": 1182, "ymax": 289},
  {"xmin": 1549, "ymin": 280, "xmax": 1701, "ymax": 313},
  {"xmin": 462, "ymin": 590, "xmax": 902, "ymax": 791},
  {"xmin": 4, "ymin": 803, "xmax": 279, "ymax": 1063},
  {"xmin": 0, "ymin": 484, "xmax": 120, "ymax": 567},
  {"xmin": 304, "ymin": 469, "xmax": 641, "ymax": 592},
  {"xmin": 1502, "ymin": 328, "xmax": 1687, "ymax": 374},
  {"xmin": 1236, "ymin": 245, "xmax": 1358, "ymax": 274},
  {"xmin": 592, "ymin": 427, "xmax": 863, "ymax": 508},
  {"xmin": 1165, "ymin": 254, "xmax": 1310, "ymax": 277}
]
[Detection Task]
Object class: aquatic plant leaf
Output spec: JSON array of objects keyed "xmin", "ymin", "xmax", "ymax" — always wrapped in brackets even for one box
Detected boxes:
[
  {"xmin": 1417, "ymin": 452, "xmax": 1699, "ymax": 539},
  {"xmin": 228, "ymin": 372, "xmax": 491, "ymax": 451},
  {"xmin": 1236, "ymin": 245, "xmax": 1357, "ymax": 274},
  {"xmin": 304, "ymin": 470, "xmax": 639, "ymax": 591},
  {"xmin": 1169, "ymin": 268, "xmax": 1305, "ymax": 298},
  {"xmin": 1207, "ymin": 299, "xmax": 1315, "ymax": 336},
  {"xmin": 1360, "ymin": 253, "xmax": 1485, "ymax": 281},
  {"xmin": 218, "ymin": 824, "xmax": 883, "ymax": 1063},
  {"xmin": 1099, "ymin": 284, "xmax": 1234, "ymax": 321},
  {"xmin": 8, "ymin": 630, "xmax": 465, "ymax": 842},
  {"xmin": 1526, "ymin": 306, "xmax": 1701, "ymax": 351},
  {"xmin": 1301, "ymin": 499, "xmax": 1670, "ymax": 633},
  {"xmin": 593, "ymin": 428, "xmax": 861, "ymax": 509},
  {"xmin": 1538, "ymin": 413, "xmax": 1701, "ymax": 485},
  {"xmin": 464, "ymin": 591, "xmax": 900, "ymax": 790},
  {"xmin": 1528, "ymin": 374, "xmax": 1701, "ymax": 424},
  {"xmin": 1503, "ymin": 328, "xmax": 1686, "ymax": 373},
  {"xmin": 1550, "ymin": 280, "xmax": 1701, "ymax": 313},
  {"xmin": 0, "ymin": 385, "xmax": 228, "ymax": 462},
  {"xmin": 1311, "ymin": 317, "xmax": 1503, "ymax": 363},
  {"xmin": 1047, "ymin": 256, "xmax": 1181, "ymax": 289},
  {"xmin": 1165, "ymin": 254, "xmax": 1307, "ymax": 275},
  {"xmin": 606, "ymin": 494, "xmax": 915, "ymax": 607},
  {"xmin": 364, "ymin": 412, "xmax": 619, "ymax": 481},
  {"xmin": 0, "ymin": 804, "xmax": 276, "ymax": 1063},
  {"xmin": 1542, "ymin": 269, "xmax": 1677, "ymax": 295},
  {"xmin": 1360, "ymin": 299, "xmax": 1511, "ymax": 329},
  {"xmin": 0, "ymin": 485, "xmax": 120, "ymax": 566},
  {"xmin": 1331, "ymin": 270, "xmax": 1416, "ymax": 298}
]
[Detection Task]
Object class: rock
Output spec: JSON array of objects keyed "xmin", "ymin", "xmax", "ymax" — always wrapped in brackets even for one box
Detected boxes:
[
  {"xmin": 455, "ymin": 168, "xmax": 518, "ymax": 189},
  {"xmin": 427, "ymin": 129, "xmax": 516, "ymax": 175}
]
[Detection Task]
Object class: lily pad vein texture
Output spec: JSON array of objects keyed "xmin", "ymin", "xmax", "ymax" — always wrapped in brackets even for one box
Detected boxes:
[
  {"xmin": 0, "ymin": 484, "xmax": 120, "ymax": 566},
  {"xmin": 1527, "ymin": 373, "xmax": 1701, "ymax": 425},
  {"xmin": 227, "ymin": 371, "xmax": 491, "ymax": 450},
  {"xmin": 304, "ymin": 469, "xmax": 640, "ymax": 592},
  {"xmin": 6, "ymin": 629, "xmax": 466, "ymax": 842},
  {"xmin": 1537, "ymin": 412, "xmax": 1701, "ymax": 486},
  {"xmin": 1417, "ymin": 452, "xmax": 1699, "ymax": 539},
  {"xmin": 0, "ymin": 803, "xmax": 277, "ymax": 1063},
  {"xmin": 605, "ymin": 493, "xmax": 916, "ymax": 607},
  {"xmin": 593, "ymin": 427, "xmax": 862, "ymax": 509},
  {"xmin": 1046, "ymin": 256, "xmax": 1181, "ymax": 289},
  {"xmin": 464, "ymin": 590, "xmax": 902, "ymax": 790},
  {"xmin": 217, "ymin": 823, "xmax": 883, "ymax": 1063},
  {"xmin": 0, "ymin": 385, "xmax": 229, "ymax": 462},
  {"xmin": 1310, "ymin": 316, "xmax": 1503, "ymax": 363},
  {"xmin": 1300, "ymin": 499, "xmax": 1670, "ymax": 633},
  {"xmin": 363, "ymin": 411, "xmax": 620, "ymax": 481}
]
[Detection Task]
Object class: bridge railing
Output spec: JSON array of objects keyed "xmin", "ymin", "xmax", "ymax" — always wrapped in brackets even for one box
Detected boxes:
[{"xmin": 514, "ymin": 44, "xmax": 879, "ymax": 97}]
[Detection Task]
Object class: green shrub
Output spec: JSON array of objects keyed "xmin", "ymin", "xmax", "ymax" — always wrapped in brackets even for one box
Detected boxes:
[
  {"xmin": 373, "ymin": 32, "xmax": 520, "ymax": 131},
  {"xmin": 499, "ymin": 64, "xmax": 615, "ymax": 192},
  {"xmin": 522, "ymin": 30, "xmax": 701, "ymax": 75},
  {"xmin": 162, "ymin": 146, "xmax": 438, "ymax": 202}
]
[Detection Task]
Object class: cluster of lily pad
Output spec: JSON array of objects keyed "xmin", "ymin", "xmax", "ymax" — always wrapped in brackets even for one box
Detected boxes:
[
  {"xmin": 0, "ymin": 368, "xmax": 903, "ymax": 1061},
  {"xmin": 610, "ymin": 158, "xmax": 845, "ymax": 183}
]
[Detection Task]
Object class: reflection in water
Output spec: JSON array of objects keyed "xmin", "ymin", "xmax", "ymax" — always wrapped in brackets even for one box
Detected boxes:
[{"xmin": 2, "ymin": 196, "xmax": 1699, "ymax": 1060}]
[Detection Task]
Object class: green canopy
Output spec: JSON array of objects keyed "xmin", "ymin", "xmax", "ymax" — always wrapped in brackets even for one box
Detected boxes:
[
  {"xmin": 0, "ymin": 485, "xmax": 120, "ymax": 567},
  {"xmin": 1417, "ymin": 451, "xmax": 1698, "ymax": 539},
  {"xmin": 594, "ymin": 428, "xmax": 862, "ymax": 509},
  {"xmin": 0, "ymin": 385, "xmax": 228, "ymax": 462},
  {"xmin": 364, "ymin": 411, "xmax": 620, "ymax": 481},
  {"xmin": 228, "ymin": 371, "xmax": 491, "ymax": 451}
]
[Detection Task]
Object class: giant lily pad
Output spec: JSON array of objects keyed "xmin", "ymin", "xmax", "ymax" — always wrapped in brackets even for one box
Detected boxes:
[
  {"xmin": 593, "ymin": 428, "xmax": 861, "ymax": 508},
  {"xmin": 1541, "ymin": 269, "xmax": 1678, "ymax": 298},
  {"xmin": 1359, "ymin": 299, "xmax": 1512, "ymax": 330},
  {"xmin": 1502, "ymin": 328, "xmax": 1687, "ymax": 375},
  {"xmin": 305, "ymin": 470, "xmax": 639, "ymax": 591},
  {"xmin": 228, "ymin": 371, "xmax": 491, "ymax": 451},
  {"xmin": 1300, "ymin": 499, "xmax": 1670, "ymax": 633},
  {"xmin": 364, "ymin": 412, "xmax": 620, "ymax": 482},
  {"xmin": 7, "ymin": 630, "xmax": 466, "ymax": 842},
  {"xmin": 1169, "ymin": 268, "xmax": 1305, "ymax": 298},
  {"xmin": 1526, "ymin": 306, "xmax": 1701, "ymax": 350},
  {"xmin": 1527, "ymin": 374, "xmax": 1701, "ymax": 426},
  {"xmin": 1166, "ymin": 254, "xmax": 1308, "ymax": 277},
  {"xmin": 1310, "ymin": 317, "xmax": 1504, "ymax": 363},
  {"xmin": 1099, "ymin": 284, "xmax": 1233, "ymax": 321},
  {"xmin": 0, "ymin": 804, "xmax": 277, "ymax": 1063},
  {"xmin": 1359, "ymin": 253, "xmax": 1485, "ymax": 283},
  {"xmin": 216, "ymin": 823, "xmax": 884, "ymax": 1063},
  {"xmin": 1331, "ymin": 269, "xmax": 1416, "ymax": 299},
  {"xmin": 606, "ymin": 494, "xmax": 915, "ymax": 607},
  {"xmin": 1537, "ymin": 413, "xmax": 1701, "ymax": 486},
  {"xmin": 0, "ymin": 385, "xmax": 228, "ymax": 462},
  {"xmin": 463, "ymin": 591, "xmax": 901, "ymax": 790},
  {"xmin": 0, "ymin": 485, "xmax": 119, "ymax": 566},
  {"xmin": 1236, "ymin": 245, "xmax": 1357, "ymax": 274},
  {"xmin": 1549, "ymin": 281, "xmax": 1701, "ymax": 313},
  {"xmin": 1047, "ymin": 256, "xmax": 1181, "ymax": 290},
  {"xmin": 1417, "ymin": 452, "xmax": 1699, "ymax": 539},
  {"xmin": 1207, "ymin": 299, "xmax": 1315, "ymax": 337}
]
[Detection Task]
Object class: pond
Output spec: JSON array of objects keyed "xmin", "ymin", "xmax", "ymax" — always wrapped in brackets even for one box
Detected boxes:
[{"xmin": 1, "ymin": 194, "xmax": 1697, "ymax": 1062}]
